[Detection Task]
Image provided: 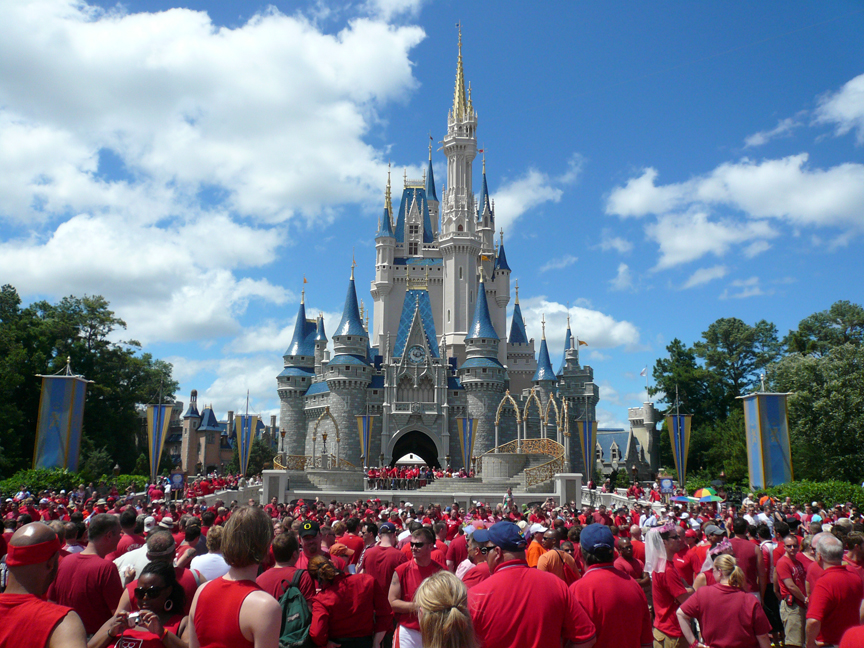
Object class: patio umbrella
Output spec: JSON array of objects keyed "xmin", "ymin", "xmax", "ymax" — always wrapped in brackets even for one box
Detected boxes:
[
  {"xmin": 693, "ymin": 487, "xmax": 717, "ymax": 499},
  {"xmin": 699, "ymin": 495, "xmax": 724, "ymax": 503},
  {"xmin": 672, "ymin": 496, "xmax": 697, "ymax": 503}
]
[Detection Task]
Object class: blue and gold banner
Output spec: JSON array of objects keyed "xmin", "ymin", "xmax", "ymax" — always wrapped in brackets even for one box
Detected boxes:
[
  {"xmin": 666, "ymin": 414, "xmax": 692, "ymax": 485},
  {"xmin": 356, "ymin": 415, "xmax": 373, "ymax": 464},
  {"xmin": 235, "ymin": 415, "xmax": 259, "ymax": 476},
  {"xmin": 33, "ymin": 376, "xmax": 88, "ymax": 471},
  {"xmin": 577, "ymin": 420, "xmax": 598, "ymax": 485},
  {"xmin": 457, "ymin": 417, "xmax": 476, "ymax": 470},
  {"xmin": 147, "ymin": 404, "xmax": 173, "ymax": 481},
  {"xmin": 741, "ymin": 393, "xmax": 793, "ymax": 489}
]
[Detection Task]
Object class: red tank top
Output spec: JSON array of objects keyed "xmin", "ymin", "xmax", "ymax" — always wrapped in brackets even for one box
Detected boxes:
[
  {"xmin": 193, "ymin": 578, "xmax": 260, "ymax": 648},
  {"xmin": 0, "ymin": 593, "xmax": 72, "ymax": 648}
]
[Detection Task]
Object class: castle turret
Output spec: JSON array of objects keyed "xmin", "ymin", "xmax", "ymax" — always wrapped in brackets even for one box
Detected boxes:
[
  {"xmin": 532, "ymin": 314, "xmax": 558, "ymax": 406},
  {"xmin": 557, "ymin": 314, "xmax": 573, "ymax": 377},
  {"xmin": 278, "ymin": 290, "xmax": 317, "ymax": 455},
  {"xmin": 426, "ymin": 140, "xmax": 439, "ymax": 235},
  {"xmin": 476, "ymin": 157, "xmax": 495, "ymax": 260},
  {"xmin": 314, "ymin": 313, "xmax": 328, "ymax": 377},
  {"xmin": 181, "ymin": 389, "xmax": 201, "ymax": 473},
  {"xmin": 492, "ymin": 229, "xmax": 510, "ymax": 366},
  {"xmin": 506, "ymin": 282, "xmax": 537, "ymax": 395}
]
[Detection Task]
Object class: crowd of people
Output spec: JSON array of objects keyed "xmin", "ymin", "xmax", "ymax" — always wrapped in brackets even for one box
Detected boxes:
[
  {"xmin": 364, "ymin": 465, "xmax": 476, "ymax": 491},
  {"xmin": 2, "ymin": 479, "xmax": 864, "ymax": 648}
]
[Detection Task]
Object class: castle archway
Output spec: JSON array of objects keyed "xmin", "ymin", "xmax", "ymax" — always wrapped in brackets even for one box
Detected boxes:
[{"xmin": 388, "ymin": 429, "xmax": 442, "ymax": 468}]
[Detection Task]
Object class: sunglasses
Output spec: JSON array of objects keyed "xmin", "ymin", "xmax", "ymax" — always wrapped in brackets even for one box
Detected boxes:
[
  {"xmin": 410, "ymin": 542, "xmax": 430, "ymax": 549},
  {"xmin": 477, "ymin": 546, "xmax": 497, "ymax": 555},
  {"xmin": 134, "ymin": 585, "xmax": 167, "ymax": 599}
]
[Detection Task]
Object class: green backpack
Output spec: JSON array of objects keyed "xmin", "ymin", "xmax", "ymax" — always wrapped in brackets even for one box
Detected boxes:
[{"xmin": 278, "ymin": 569, "xmax": 313, "ymax": 648}]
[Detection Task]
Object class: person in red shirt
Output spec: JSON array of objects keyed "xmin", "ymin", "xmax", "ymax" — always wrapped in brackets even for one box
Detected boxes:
[
  {"xmin": 445, "ymin": 529, "xmax": 468, "ymax": 572},
  {"xmin": 48, "ymin": 513, "xmax": 124, "ymax": 635},
  {"xmin": 469, "ymin": 521, "xmax": 596, "ymax": 648},
  {"xmin": 255, "ymin": 531, "xmax": 315, "ymax": 604},
  {"xmin": 389, "ymin": 527, "xmax": 444, "ymax": 648},
  {"xmin": 614, "ymin": 536, "xmax": 651, "ymax": 593},
  {"xmin": 359, "ymin": 521, "xmax": 407, "ymax": 597},
  {"xmin": 572, "ymin": 524, "xmax": 652, "ymax": 648},
  {"xmin": 646, "ymin": 522, "xmax": 693, "ymax": 648},
  {"xmin": 295, "ymin": 521, "xmax": 347, "ymax": 571},
  {"xmin": 806, "ymin": 534, "xmax": 864, "ymax": 648},
  {"xmin": 337, "ymin": 516, "xmax": 366, "ymax": 566},
  {"xmin": 307, "ymin": 554, "xmax": 392, "ymax": 647},
  {"xmin": 108, "ymin": 509, "xmax": 146, "ymax": 561},
  {"xmin": 0, "ymin": 522, "xmax": 88, "ymax": 648},
  {"xmin": 674, "ymin": 527, "xmax": 697, "ymax": 586},
  {"xmin": 729, "ymin": 517, "xmax": 766, "ymax": 598},
  {"xmin": 776, "ymin": 534, "xmax": 807, "ymax": 648},
  {"xmin": 677, "ymin": 553, "xmax": 772, "ymax": 648},
  {"xmin": 629, "ymin": 524, "xmax": 647, "ymax": 563}
]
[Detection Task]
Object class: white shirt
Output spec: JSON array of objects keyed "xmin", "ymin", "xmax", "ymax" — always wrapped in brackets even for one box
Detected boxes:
[
  {"xmin": 114, "ymin": 544, "xmax": 150, "ymax": 581},
  {"xmin": 455, "ymin": 557, "xmax": 474, "ymax": 580},
  {"xmin": 190, "ymin": 552, "xmax": 230, "ymax": 581}
]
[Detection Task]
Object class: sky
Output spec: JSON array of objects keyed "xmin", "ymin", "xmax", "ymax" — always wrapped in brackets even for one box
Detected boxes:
[{"xmin": 1, "ymin": 0, "xmax": 862, "ymax": 432}]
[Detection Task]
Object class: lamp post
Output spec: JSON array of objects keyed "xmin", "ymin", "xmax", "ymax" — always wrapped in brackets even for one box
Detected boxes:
[
  {"xmin": 471, "ymin": 456, "xmax": 477, "ymax": 475},
  {"xmin": 322, "ymin": 432, "xmax": 328, "ymax": 470},
  {"xmin": 280, "ymin": 428, "xmax": 286, "ymax": 454},
  {"xmin": 445, "ymin": 455, "xmax": 451, "ymax": 470}
]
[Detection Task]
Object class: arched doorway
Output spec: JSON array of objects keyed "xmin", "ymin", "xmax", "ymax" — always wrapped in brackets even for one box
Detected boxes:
[{"xmin": 390, "ymin": 430, "xmax": 440, "ymax": 468}]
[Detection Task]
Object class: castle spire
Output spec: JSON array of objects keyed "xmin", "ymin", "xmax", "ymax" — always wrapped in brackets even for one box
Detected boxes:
[
  {"xmin": 508, "ymin": 281, "xmax": 528, "ymax": 345},
  {"xmin": 467, "ymin": 266, "xmax": 498, "ymax": 340},
  {"xmin": 533, "ymin": 314, "xmax": 556, "ymax": 382},
  {"xmin": 426, "ymin": 135, "xmax": 438, "ymax": 202},
  {"xmin": 386, "ymin": 163, "xmax": 393, "ymax": 218},
  {"xmin": 558, "ymin": 312, "xmax": 573, "ymax": 376},
  {"xmin": 453, "ymin": 23, "xmax": 467, "ymax": 121}
]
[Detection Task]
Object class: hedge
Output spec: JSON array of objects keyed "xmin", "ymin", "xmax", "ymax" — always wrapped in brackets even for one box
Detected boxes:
[{"xmin": 0, "ymin": 468, "xmax": 147, "ymax": 497}]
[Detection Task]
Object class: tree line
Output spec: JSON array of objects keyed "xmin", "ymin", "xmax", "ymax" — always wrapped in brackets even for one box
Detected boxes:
[
  {"xmin": 0, "ymin": 285, "xmax": 178, "ymax": 480},
  {"xmin": 651, "ymin": 300, "xmax": 864, "ymax": 484}
]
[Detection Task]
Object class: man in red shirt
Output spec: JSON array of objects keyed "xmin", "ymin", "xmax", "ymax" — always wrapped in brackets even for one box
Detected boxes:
[
  {"xmin": 109, "ymin": 508, "xmax": 145, "ymax": 561},
  {"xmin": 389, "ymin": 527, "xmax": 444, "ymax": 648},
  {"xmin": 614, "ymin": 537, "xmax": 651, "ymax": 592},
  {"xmin": 648, "ymin": 523, "xmax": 693, "ymax": 648},
  {"xmin": 776, "ymin": 534, "xmax": 807, "ymax": 648},
  {"xmin": 806, "ymin": 534, "xmax": 864, "ymax": 648},
  {"xmin": 255, "ymin": 531, "xmax": 315, "ymax": 604},
  {"xmin": 338, "ymin": 516, "xmax": 366, "ymax": 566},
  {"xmin": 729, "ymin": 517, "xmax": 766, "ymax": 598},
  {"xmin": 295, "ymin": 521, "xmax": 347, "ymax": 570},
  {"xmin": 360, "ymin": 522, "xmax": 407, "ymax": 592},
  {"xmin": 0, "ymin": 522, "xmax": 88, "ymax": 648},
  {"xmin": 572, "ymin": 524, "xmax": 652, "ymax": 648},
  {"xmin": 469, "ymin": 521, "xmax": 596, "ymax": 648},
  {"xmin": 47, "ymin": 513, "xmax": 123, "ymax": 635},
  {"xmin": 630, "ymin": 524, "xmax": 646, "ymax": 563}
]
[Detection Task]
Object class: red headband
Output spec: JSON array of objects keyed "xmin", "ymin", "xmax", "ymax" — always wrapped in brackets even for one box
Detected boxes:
[{"xmin": 6, "ymin": 537, "xmax": 62, "ymax": 566}]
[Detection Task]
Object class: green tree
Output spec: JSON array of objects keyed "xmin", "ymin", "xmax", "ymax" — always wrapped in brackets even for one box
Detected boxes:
[
  {"xmin": 770, "ymin": 343, "xmax": 864, "ymax": 482},
  {"xmin": 784, "ymin": 300, "xmax": 864, "ymax": 356},
  {"xmin": 225, "ymin": 438, "xmax": 275, "ymax": 476}
]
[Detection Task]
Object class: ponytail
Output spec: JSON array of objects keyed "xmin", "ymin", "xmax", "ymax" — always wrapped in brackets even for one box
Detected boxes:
[{"xmin": 713, "ymin": 554, "xmax": 745, "ymax": 590}]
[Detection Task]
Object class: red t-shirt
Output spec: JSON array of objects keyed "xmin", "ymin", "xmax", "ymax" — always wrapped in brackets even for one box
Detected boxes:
[
  {"xmin": 394, "ymin": 560, "xmax": 444, "ymax": 631},
  {"xmin": 256, "ymin": 565, "xmax": 316, "ymax": 604},
  {"xmin": 651, "ymin": 562, "xmax": 688, "ymax": 637},
  {"xmin": 445, "ymin": 519, "xmax": 460, "ymax": 540},
  {"xmin": 125, "ymin": 567, "xmax": 200, "ymax": 615},
  {"xmin": 0, "ymin": 593, "xmax": 72, "ymax": 648},
  {"xmin": 631, "ymin": 538, "xmax": 646, "ymax": 564},
  {"xmin": 309, "ymin": 573, "xmax": 392, "ymax": 644},
  {"xmin": 571, "ymin": 564, "xmax": 652, "ymax": 648},
  {"xmin": 840, "ymin": 625, "xmax": 864, "ymax": 648},
  {"xmin": 469, "ymin": 559, "xmax": 596, "ymax": 648},
  {"xmin": 806, "ymin": 560, "xmax": 824, "ymax": 595},
  {"xmin": 360, "ymin": 545, "xmax": 407, "ymax": 593},
  {"xmin": 729, "ymin": 537, "xmax": 759, "ymax": 593},
  {"xmin": 461, "ymin": 561, "xmax": 491, "ymax": 588},
  {"xmin": 679, "ymin": 584, "xmax": 771, "ymax": 648},
  {"xmin": 296, "ymin": 550, "xmax": 346, "ymax": 571},
  {"xmin": 336, "ymin": 534, "xmax": 365, "ymax": 566},
  {"xmin": 775, "ymin": 554, "xmax": 806, "ymax": 603},
  {"xmin": 109, "ymin": 614, "xmax": 183, "ymax": 648},
  {"xmin": 445, "ymin": 534, "xmax": 468, "ymax": 568},
  {"xmin": 614, "ymin": 555, "xmax": 645, "ymax": 579},
  {"xmin": 807, "ymin": 565, "xmax": 864, "ymax": 645},
  {"xmin": 674, "ymin": 547, "xmax": 695, "ymax": 586},
  {"xmin": 112, "ymin": 531, "xmax": 146, "ymax": 560},
  {"xmin": 48, "ymin": 552, "xmax": 124, "ymax": 635}
]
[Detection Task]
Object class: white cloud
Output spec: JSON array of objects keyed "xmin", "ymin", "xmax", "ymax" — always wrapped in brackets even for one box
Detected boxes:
[
  {"xmin": 519, "ymin": 296, "xmax": 641, "ymax": 352},
  {"xmin": 598, "ymin": 230, "xmax": 634, "ymax": 254},
  {"xmin": 645, "ymin": 211, "xmax": 779, "ymax": 270},
  {"xmin": 609, "ymin": 263, "xmax": 634, "ymax": 291},
  {"xmin": 361, "ymin": 0, "xmax": 426, "ymax": 21},
  {"xmin": 539, "ymin": 254, "xmax": 577, "ymax": 273},
  {"xmin": 719, "ymin": 276, "xmax": 773, "ymax": 300},
  {"xmin": 815, "ymin": 73, "xmax": 864, "ymax": 145},
  {"xmin": 744, "ymin": 116, "xmax": 801, "ymax": 148},
  {"xmin": 681, "ymin": 265, "xmax": 728, "ymax": 289},
  {"xmin": 595, "ymin": 407, "xmax": 627, "ymax": 430}
]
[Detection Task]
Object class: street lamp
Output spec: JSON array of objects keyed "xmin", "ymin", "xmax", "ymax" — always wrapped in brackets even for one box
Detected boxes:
[
  {"xmin": 280, "ymin": 428, "xmax": 286, "ymax": 453},
  {"xmin": 322, "ymin": 432, "xmax": 328, "ymax": 469}
]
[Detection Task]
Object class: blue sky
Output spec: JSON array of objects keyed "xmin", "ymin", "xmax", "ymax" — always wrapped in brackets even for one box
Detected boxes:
[{"xmin": 1, "ymin": 0, "xmax": 862, "ymax": 431}]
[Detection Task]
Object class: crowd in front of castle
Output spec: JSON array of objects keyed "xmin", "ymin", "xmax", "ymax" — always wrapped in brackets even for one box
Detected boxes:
[{"xmin": 2, "ymin": 480, "xmax": 864, "ymax": 648}]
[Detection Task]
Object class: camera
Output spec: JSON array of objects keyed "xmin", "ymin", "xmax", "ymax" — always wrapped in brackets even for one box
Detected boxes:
[{"xmin": 127, "ymin": 612, "xmax": 141, "ymax": 626}]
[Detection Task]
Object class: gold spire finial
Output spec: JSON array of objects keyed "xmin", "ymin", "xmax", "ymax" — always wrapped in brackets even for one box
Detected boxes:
[
  {"xmin": 385, "ymin": 163, "xmax": 393, "ymax": 219},
  {"xmin": 514, "ymin": 279, "xmax": 519, "ymax": 305},
  {"xmin": 351, "ymin": 250, "xmax": 356, "ymax": 280},
  {"xmin": 541, "ymin": 313, "xmax": 546, "ymax": 340},
  {"xmin": 453, "ymin": 23, "xmax": 467, "ymax": 121},
  {"xmin": 479, "ymin": 264, "xmax": 485, "ymax": 283}
]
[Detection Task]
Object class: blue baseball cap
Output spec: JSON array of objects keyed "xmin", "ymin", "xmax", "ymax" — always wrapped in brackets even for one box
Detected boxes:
[
  {"xmin": 580, "ymin": 523, "xmax": 615, "ymax": 552},
  {"xmin": 379, "ymin": 522, "xmax": 397, "ymax": 534},
  {"xmin": 473, "ymin": 521, "xmax": 527, "ymax": 552}
]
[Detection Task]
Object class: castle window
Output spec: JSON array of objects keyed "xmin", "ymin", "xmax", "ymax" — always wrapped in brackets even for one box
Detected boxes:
[
  {"xmin": 459, "ymin": 267, "xmax": 463, "ymax": 280},
  {"xmin": 447, "ymin": 310, "xmax": 451, "ymax": 322},
  {"xmin": 409, "ymin": 224, "xmax": 419, "ymax": 237},
  {"xmin": 409, "ymin": 241, "xmax": 418, "ymax": 255},
  {"xmin": 458, "ymin": 224, "xmax": 464, "ymax": 232}
]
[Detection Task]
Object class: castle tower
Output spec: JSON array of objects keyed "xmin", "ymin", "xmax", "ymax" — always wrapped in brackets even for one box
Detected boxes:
[
  {"xmin": 458, "ymin": 269, "xmax": 505, "ymax": 462},
  {"xmin": 558, "ymin": 331, "xmax": 599, "ymax": 475},
  {"xmin": 426, "ymin": 140, "xmax": 439, "ymax": 235},
  {"xmin": 506, "ymin": 282, "xmax": 537, "ymax": 394},
  {"xmin": 491, "ymin": 229, "xmax": 510, "ymax": 366},
  {"xmin": 278, "ymin": 290, "xmax": 317, "ymax": 455},
  {"xmin": 180, "ymin": 389, "xmax": 201, "ymax": 473},
  {"xmin": 531, "ymin": 315, "xmax": 558, "ymax": 434},
  {"xmin": 322, "ymin": 265, "xmax": 372, "ymax": 465},
  {"xmin": 476, "ymin": 157, "xmax": 495, "ymax": 262},
  {"xmin": 440, "ymin": 28, "xmax": 480, "ymax": 363}
]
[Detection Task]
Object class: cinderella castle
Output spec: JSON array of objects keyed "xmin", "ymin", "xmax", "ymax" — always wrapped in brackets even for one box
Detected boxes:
[{"xmin": 275, "ymin": 35, "xmax": 657, "ymax": 481}]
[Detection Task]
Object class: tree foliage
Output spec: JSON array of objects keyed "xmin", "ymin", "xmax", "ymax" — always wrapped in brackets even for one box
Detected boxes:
[
  {"xmin": 0, "ymin": 285, "xmax": 178, "ymax": 479},
  {"xmin": 226, "ymin": 438, "xmax": 275, "ymax": 476}
]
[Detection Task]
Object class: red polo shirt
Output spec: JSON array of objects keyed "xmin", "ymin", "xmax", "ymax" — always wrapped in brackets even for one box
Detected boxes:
[
  {"xmin": 775, "ymin": 554, "xmax": 806, "ymax": 603},
  {"xmin": 469, "ymin": 559, "xmax": 595, "ymax": 648},
  {"xmin": 651, "ymin": 562, "xmax": 688, "ymax": 638},
  {"xmin": 679, "ymin": 584, "xmax": 771, "ymax": 648},
  {"xmin": 571, "ymin": 563, "xmax": 652, "ymax": 648},
  {"xmin": 807, "ymin": 565, "xmax": 864, "ymax": 645}
]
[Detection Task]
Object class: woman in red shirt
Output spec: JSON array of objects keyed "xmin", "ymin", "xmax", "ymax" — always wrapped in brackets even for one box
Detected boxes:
[{"xmin": 307, "ymin": 554, "xmax": 393, "ymax": 648}]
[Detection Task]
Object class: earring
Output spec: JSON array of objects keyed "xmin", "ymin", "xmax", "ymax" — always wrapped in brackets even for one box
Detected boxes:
[{"xmin": 164, "ymin": 600, "xmax": 173, "ymax": 612}]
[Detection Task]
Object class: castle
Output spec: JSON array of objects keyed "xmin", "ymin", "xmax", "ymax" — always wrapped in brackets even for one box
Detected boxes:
[{"xmin": 274, "ymin": 33, "xmax": 620, "ymax": 480}]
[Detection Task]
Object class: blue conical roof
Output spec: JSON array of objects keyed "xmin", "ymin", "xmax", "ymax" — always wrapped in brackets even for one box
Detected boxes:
[
  {"xmin": 467, "ymin": 280, "xmax": 498, "ymax": 340},
  {"xmin": 315, "ymin": 314, "xmax": 327, "ymax": 342},
  {"xmin": 494, "ymin": 243, "xmax": 511, "ymax": 271},
  {"xmin": 394, "ymin": 187, "xmax": 434, "ymax": 244},
  {"xmin": 426, "ymin": 157, "xmax": 438, "ymax": 202},
  {"xmin": 334, "ymin": 277, "xmax": 367, "ymax": 338},
  {"xmin": 376, "ymin": 207, "xmax": 394, "ymax": 238},
  {"xmin": 198, "ymin": 406, "xmax": 221, "ymax": 432},
  {"xmin": 184, "ymin": 403, "xmax": 200, "ymax": 419},
  {"xmin": 508, "ymin": 302, "xmax": 528, "ymax": 344},
  {"xmin": 533, "ymin": 338, "xmax": 556, "ymax": 382},
  {"xmin": 557, "ymin": 325, "xmax": 572, "ymax": 376},
  {"xmin": 285, "ymin": 300, "xmax": 317, "ymax": 357},
  {"xmin": 477, "ymin": 171, "xmax": 492, "ymax": 221}
]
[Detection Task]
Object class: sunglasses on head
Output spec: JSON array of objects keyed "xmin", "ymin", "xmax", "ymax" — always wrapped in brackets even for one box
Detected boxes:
[
  {"xmin": 410, "ymin": 542, "xmax": 430, "ymax": 549},
  {"xmin": 134, "ymin": 585, "xmax": 167, "ymax": 599}
]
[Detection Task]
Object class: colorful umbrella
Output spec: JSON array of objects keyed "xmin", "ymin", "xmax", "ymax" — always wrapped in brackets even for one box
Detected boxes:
[
  {"xmin": 693, "ymin": 487, "xmax": 717, "ymax": 499},
  {"xmin": 671, "ymin": 495, "xmax": 698, "ymax": 503},
  {"xmin": 699, "ymin": 495, "xmax": 723, "ymax": 503}
]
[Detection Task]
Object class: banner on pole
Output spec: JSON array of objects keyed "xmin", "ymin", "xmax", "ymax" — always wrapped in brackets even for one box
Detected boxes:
[
  {"xmin": 577, "ymin": 420, "xmax": 598, "ymax": 485},
  {"xmin": 235, "ymin": 415, "xmax": 259, "ymax": 476},
  {"xmin": 457, "ymin": 418, "xmax": 476, "ymax": 470},
  {"xmin": 146, "ymin": 404, "xmax": 173, "ymax": 481},
  {"xmin": 666, "ymin": 414, "xmax": 692, "ymax": 485},
  {"xmin": 740, "ymin": 393, "xmax": 793, "ymax": 489},
  {"xmin": 356, "ymin": 415, "xmax": 373, "ymax": 464},
  {"xmin": 33, "ymin": 376, "xmax": 89, "ymax": 471}
]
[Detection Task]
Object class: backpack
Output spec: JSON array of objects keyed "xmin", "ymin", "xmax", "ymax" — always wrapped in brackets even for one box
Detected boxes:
[{"xmin": 278, "ymin": 569, "xmax": 313, "ymax": 648}]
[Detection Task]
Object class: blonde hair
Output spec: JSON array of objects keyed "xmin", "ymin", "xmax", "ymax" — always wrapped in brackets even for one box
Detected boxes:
[
  {"xmin": 414, "ymin": 571, "xmax": 476, "ymax": 648},
  {"xmin": 713, "ymin": 554, "xmax": 746, "ymax": 590},
  {"xmin": 221, "ymin": 506, "xmax": 273, "ymax": 567}
]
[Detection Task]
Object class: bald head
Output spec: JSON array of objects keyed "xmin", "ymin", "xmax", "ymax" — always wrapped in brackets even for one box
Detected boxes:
[
  {"xmin": 6, "ymin": 523, "xmax": 61, "ymax": 596},
  {"xmin": 629, "ymin": 525, "xmax": 642, "ymax": 540},
  {"xmin": 10, "ymin": 521, "xmax": 58, "ymax": 548}
]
